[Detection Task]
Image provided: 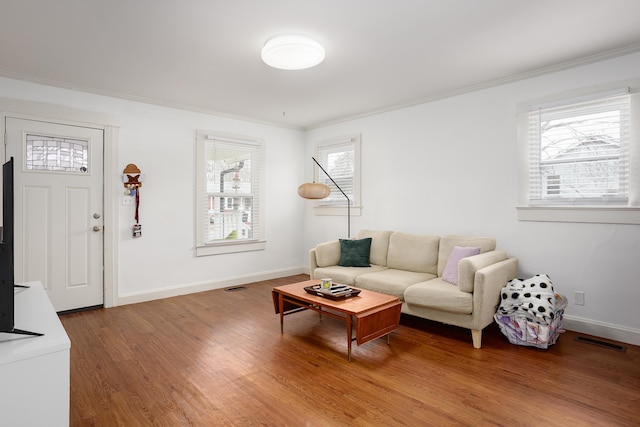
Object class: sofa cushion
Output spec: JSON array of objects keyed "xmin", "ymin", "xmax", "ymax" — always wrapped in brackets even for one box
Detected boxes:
[
  {"xmin": 442, "ymin": 246, "xmax": 481, "ymax": 285},
  {"xmin": 315, "ymin": 240, "xmax": 341, "ymax": 268},
  {"xmin": 355, "ymin": 269, "xmax": 436, "ymax": 301},
  {"xmin": 356, "ymin": 229, "xmax": 392, "ymax": 267},
  {"xmin": 339, "ymin": 238, "xmax": 372, "ymax": 267},
  {"xmin": 437, "ymin": 235, "xmax": 496, "ymax": 277},
  {"xmin": 404, "ymin": 278, "xmax": 473, "ymax": 314},
  {"xmin": 314, "ymin": 265, "xmax": 385, "ymax": 286},
  {"xmin": 386, "ymin": 232, "xmax": 440, "ymax": 274}
]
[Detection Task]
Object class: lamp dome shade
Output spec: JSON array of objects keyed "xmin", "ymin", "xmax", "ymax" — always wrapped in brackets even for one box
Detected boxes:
[
  {"xmin": 261, "ymin": 34, "xmax": 325, "ymax": 70},
  {"xmin": 297, "ymin": 182, "xmax": 331, "ymax": 199}
]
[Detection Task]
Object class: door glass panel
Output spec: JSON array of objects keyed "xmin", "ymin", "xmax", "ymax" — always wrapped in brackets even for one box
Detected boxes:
[{"xmin": 25, "ymin": 134, "xmax": 89, "ymax": 173}]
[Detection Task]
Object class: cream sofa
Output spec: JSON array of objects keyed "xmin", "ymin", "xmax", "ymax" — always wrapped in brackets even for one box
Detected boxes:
[{"xmin": 309, "ymin": 229, "xmax": 518, "ymax": 348}]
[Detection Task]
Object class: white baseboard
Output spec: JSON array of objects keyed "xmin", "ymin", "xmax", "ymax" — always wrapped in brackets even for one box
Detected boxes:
[
  {"xmin": 563, "ymin": 314, "xmax": 640, "ymax": 347},
  {"xmin": 117, "ymin": 267, "xmax": 305, "ymax": 306}
]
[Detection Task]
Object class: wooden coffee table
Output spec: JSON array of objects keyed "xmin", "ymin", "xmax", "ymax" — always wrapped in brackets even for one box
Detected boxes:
[{"xmin": 272, "ymin": 280, "xmax": 402, "ymax": 361}]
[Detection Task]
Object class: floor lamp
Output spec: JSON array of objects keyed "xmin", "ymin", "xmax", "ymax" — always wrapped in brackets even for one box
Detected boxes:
[{"xmin": 298, "ymin": 157, "xmax": 351, "ymax": 238}]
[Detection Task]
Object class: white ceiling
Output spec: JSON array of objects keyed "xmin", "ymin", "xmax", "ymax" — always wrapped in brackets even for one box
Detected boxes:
[{"xmin": 1, "ymin": 0, "xmax": 640, "ymax": 129}]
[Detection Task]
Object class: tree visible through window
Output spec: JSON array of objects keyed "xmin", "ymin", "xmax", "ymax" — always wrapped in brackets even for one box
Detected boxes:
[
  {"xmin": 528, "ymin": 94, "xmax": 629, "ymax": 204},
  {"xmin": 196, "ymin": 132, "xmax": 264, "ymax": 255},
  {"xmin": 315, "ymin": 135, "xmax": 360, "ymax": 208},
  {"xmin": 206, "ymin": 147, "xmax": 254, "ymax": 241}
]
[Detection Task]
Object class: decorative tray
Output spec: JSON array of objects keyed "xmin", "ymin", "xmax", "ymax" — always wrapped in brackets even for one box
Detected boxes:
[{"xmin": 304, "ymin": 283, "xmax": 361, "ymax": 300}]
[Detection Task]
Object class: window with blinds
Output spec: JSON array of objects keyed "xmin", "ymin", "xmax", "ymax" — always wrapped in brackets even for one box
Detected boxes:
[
  {"xmin": 315, "ymin": 135, "xmax": 361, "ymax": 208},
  {"xmin": 527, "ymin": 94, "xmax": 630, "ymax": 205},
  {"xmin": 195, "ymin": 132, "xmax": 264, "ymax": 255}
]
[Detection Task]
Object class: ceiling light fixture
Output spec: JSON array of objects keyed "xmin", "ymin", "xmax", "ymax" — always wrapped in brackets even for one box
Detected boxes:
[{"xmin": 261, "ymin": 34, "xmax": 325, "ymax": 70}]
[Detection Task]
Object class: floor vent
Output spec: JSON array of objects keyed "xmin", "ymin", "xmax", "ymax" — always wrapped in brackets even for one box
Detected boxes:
[
  {"xmin": 575, "ymin": 336, "xmax": 626, "ymax": 352},
  {"xmin": 225, "ymin": 286, "xmax": 247, "ymax": 292}
]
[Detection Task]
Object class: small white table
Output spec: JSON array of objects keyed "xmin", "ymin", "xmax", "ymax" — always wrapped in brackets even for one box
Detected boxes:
[{"xmin": 0, "ymin": 281, "xmax": 70, "ymax": 427}]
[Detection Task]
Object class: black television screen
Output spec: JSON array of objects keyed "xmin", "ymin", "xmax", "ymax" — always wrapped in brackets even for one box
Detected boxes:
[
  {"xmin": 0, "ymin": 157, "xmax": 41, "ymax": 336},
  {"xmin": 0, "ymin": 157, "xmax": 15, "ymax": 332}
]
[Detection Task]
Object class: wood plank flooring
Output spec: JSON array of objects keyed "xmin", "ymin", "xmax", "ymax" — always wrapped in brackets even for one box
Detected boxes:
[{"xmin": 60, "ymin": 274, "xmax": 640, "ymax": 426}]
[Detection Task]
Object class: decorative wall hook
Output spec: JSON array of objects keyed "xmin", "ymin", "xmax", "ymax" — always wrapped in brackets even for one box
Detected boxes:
[{"xmin": 122, "ymin": 163, "xmax": 145, "ymax": 195}]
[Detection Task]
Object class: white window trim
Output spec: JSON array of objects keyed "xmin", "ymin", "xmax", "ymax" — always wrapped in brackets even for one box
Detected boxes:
[
  {"xmin": 195, "ymin": 131, "xmax": 266, "ymax": 256},
  {"xmin": 517, "ymin": 85, "xmax": 640, "ymax": 225},
  {"xmin": 196, "ymin": 239, "xmax": 266, "ymax": 256},
  {"xmin": 313, "ymin": 134, "xmax": 362, "ymax": 217}
]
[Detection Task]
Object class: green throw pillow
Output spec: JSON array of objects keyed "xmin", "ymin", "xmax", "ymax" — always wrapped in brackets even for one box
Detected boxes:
[{"xmin": 339, "ymin": 238, "xmax": 372, "ymax": 267}]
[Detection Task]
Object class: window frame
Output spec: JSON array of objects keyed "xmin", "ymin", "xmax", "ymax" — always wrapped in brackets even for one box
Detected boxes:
[
  {"xmin": 195, "ymin": 131, "xmax": 265, "ymax": 256},
  {"xmin": 517, "ymin": 87, "xmax": 640, "ymax": 224},
  {"xmin": 313, "ymin": 134, "xmax": 362, "ymax": 217}
]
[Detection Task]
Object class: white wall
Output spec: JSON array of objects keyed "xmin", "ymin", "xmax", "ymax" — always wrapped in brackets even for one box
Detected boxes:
[
  {"xmin": 304, "ymin": 52, "xmax": 640, "ymax": 345},
  {"xmin": 1, "ymin": 50, "xmax": 639, "ymax": 346},
  {"xmin": 0, "ymin": 76, "xmax": 306, "ymax": 303}
]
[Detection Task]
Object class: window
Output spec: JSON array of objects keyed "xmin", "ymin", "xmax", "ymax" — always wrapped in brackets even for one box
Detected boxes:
[
  {"xmin": 196, "ymin": 131, "xmax": 265, "ymax": 256},
  {"xmin": 517, "ymin": 89, "xmax": 640, "ymax": 224},
  {"xmin": 26, "ymin": 134, "xmax": 89, "ymax": 173},
  {"xmin": 314, "ymin": 134, "xmax": 361, "ymax": 216}
]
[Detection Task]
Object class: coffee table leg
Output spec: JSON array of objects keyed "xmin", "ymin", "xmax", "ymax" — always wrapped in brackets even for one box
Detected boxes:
[
  {"xmin": 278, "ymin": 292, "xmax": 284, "ymax": 333},
  {"xmin": 346, "ymin": 315, "xmax": 353, "ymax": 362}
]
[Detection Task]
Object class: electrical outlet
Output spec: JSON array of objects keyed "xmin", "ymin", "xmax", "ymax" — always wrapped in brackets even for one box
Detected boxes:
[
  {"xmin": 574, "ymin": 291, "xmax": 585, "ymax": 306},
  {"xmin": 122, "ymin": 195, "xmax": 134, "ymax": 206}
]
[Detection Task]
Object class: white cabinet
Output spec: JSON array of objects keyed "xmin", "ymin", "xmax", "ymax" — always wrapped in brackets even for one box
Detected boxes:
[{"xmin": 0, "ymin": 281, "xmax": 70, "ymax": 426}]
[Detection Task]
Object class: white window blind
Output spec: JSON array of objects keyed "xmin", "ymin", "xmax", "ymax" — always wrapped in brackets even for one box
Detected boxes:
[
  {"xmin": 196, "ymin": 132, "xmax": 264, "ymax": 254},
  {"xmin": 527, "ymin": 94, "xmax": 630, "ymax": 205},
  {"xmin": 315, "ymin": 135, "xmax": 359, "ymax": 207}
]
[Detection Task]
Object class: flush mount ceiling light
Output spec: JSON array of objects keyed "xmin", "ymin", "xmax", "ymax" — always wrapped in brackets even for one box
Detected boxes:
[{"xmin": 261, "ymin": 34, "xmax": 325, "ymax": 70}]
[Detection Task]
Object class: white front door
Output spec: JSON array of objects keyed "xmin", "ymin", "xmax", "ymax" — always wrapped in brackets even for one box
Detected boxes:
[{"xmin": 5, "ymin": 117, "xmax": 104, "ymax": 312}]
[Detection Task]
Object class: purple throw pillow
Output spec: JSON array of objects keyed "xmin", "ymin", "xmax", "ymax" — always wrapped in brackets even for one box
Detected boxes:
[{"xmin": 442, "ymin": 246, "xmax": 481, "ymax": 285}]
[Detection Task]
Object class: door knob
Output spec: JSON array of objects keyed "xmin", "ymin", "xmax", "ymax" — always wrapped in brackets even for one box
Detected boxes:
[{"xmin": 93, "ymin": 226, "xmax": 102, "ymax": 232}]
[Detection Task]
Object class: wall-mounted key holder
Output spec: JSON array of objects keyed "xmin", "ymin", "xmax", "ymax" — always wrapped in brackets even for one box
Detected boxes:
[
  {"xmin": 123, "ymin": 163, "xmax": 145, "ymax": 238},
  {"xmin": 122, "ymin": 163, "xmax": 145, "ymax": 195}
]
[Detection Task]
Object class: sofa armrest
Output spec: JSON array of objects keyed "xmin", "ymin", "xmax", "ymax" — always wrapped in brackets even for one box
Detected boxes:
[
  {"xmin": 309, "ymin": 248, "xmax": 319, "ymax": 279},
  {"xmin": 458, "ymin": 250, "xmax": 507, "ymax": 293},
  {"xmin": 471, "ymin": 257, "xmax": 519, "ymax": 330},
  {"xmin": 309, "ymin": 240, "xmax": 341, "ymax": 279}
]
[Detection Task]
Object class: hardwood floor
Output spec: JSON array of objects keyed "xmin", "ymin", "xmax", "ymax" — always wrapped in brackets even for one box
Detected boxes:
[{"xmin": 60, "ymin": 274, "xmax": 640, "ymax": 426}]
